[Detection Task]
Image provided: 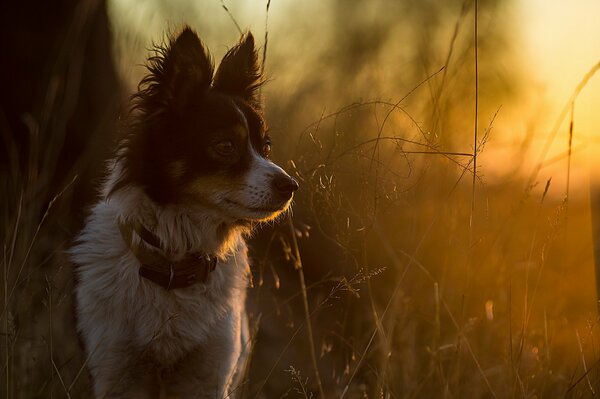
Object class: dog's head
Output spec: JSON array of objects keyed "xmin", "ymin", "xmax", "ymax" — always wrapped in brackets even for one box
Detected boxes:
[{"xmin": 115, "ymin": 27, "xmax": 298, "ymax": 224}]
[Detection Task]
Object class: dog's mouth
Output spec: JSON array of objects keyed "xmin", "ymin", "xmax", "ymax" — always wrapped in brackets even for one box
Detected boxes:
[{"xmin": 224, "ymin": 198, "xmax": 289, "ymax": 218}]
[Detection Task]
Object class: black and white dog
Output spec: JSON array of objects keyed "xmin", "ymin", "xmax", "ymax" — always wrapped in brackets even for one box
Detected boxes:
[{"xmin": 71, "ymin": 27, "xmax": 297, "ymax": 398}]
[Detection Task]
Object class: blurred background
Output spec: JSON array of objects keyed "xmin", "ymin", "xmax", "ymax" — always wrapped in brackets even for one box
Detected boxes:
[{"xmin": 1, "ymin": 0, "xmax": 600, "ymax": 397}]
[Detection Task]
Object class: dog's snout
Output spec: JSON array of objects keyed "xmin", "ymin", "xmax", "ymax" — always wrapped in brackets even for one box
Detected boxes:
[{"xmin": 272, "ymin": 174, "xmax": 299, "ymax": 198}]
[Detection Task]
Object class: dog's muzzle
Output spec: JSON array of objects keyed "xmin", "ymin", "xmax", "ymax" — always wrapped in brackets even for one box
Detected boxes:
[{"xmin": 271, "ymin": 174, "xmax": 299, "ymax": 201}]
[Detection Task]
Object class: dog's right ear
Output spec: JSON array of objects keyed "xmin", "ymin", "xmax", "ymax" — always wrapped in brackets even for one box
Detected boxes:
[
  {"xmin": 213, "ymin": 32, "xmax": 263, "ymax": 106},
  {"xmin": 162, "ymin": 27, "xmax": 214, "ymax": 103}
]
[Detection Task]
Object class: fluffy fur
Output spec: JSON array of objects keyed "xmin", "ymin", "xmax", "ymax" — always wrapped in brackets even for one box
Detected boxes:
[{"xmin": 71, "ymin": 27, "xmax": 297, "ymax": 398}]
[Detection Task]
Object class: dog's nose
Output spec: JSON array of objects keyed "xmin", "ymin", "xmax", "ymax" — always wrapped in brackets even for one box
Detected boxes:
[{"xmin": 272, "ymin": 174, "xmax": 299, "ymax": 198}]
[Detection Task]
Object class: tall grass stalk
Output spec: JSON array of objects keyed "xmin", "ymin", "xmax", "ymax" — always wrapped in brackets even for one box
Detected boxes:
[
  {"xmin": 287, "ymin": 214, "xmax": 325, "ymax": 398},
  {"xmin": 469, "ymin": 0, "xmax": 479, "ymax": 235},
  {"xmin": 219, "ymin": 0, "xmax": 243, "ymax": 35}
]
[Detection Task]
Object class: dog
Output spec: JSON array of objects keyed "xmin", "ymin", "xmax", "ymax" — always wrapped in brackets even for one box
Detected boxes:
[{"xmin": 71, "ymin": 27, "xmax": 298, "ymax": 398}]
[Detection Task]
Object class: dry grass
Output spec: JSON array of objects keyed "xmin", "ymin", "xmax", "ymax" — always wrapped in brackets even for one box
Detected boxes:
[{"xmin": 2, "ymin": 0, "xmax": 600, "ymax": 398}]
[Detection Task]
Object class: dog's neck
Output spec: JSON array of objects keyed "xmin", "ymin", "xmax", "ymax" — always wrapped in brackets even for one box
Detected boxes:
[{"xmin": 103, "ymin": 161, "xmax": 247, "ymax": 259}]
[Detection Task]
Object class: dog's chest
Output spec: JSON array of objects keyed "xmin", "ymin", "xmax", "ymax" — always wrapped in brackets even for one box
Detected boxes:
[
  {"xmin": 128, "ymin": 260, "xmax": 247, "ymax": 364},
  {"xmin": 73, "ymin": 201, "xmax": 250, "ymax": 367}
]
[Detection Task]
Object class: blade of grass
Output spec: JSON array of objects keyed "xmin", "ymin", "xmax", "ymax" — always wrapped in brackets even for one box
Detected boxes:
[
  {"xmin": 219, "ymin": 0, "xmax": 243, "ymax": 35},
  {"xmin": 287, "ymin": 214, "xmax": 325, "ymax": 398},
  {"xmin": 470, "ymin": 0, "xmax": 479, "ymax": 232}
]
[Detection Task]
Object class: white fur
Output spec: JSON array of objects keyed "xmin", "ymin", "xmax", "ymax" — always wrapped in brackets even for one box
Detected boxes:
[
  {"xmin": 72, "ymin": 161, "xmax": 254, "ymax": 398},
  {"xmin": 220, "ymin": 144, "xmax": 294, "ymax": 222}
]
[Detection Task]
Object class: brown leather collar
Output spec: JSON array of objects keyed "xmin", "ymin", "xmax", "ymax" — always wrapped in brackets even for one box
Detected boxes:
[{"xmin": 119, "ymin": 220, "xmax": 218, "ymax": 290}]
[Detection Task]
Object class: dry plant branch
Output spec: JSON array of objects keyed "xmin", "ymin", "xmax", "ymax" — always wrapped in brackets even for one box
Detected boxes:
[
  {"xmin": 219, "ymin": 0, "xmax": 243, "ymax": 35},
  {"xmin": 286, "ymin": 214, "xmax": 325, "ymax": 398},
  {"xmin": 296, "ymin": 66, "xmax": 445, "ymax": 151},
  {"xmin": 470, "ymin": 0, "xmax": 479, "ymax": 234},
  {"xmin": 261, "ymin": 0, "xmax": 271, "ymax": 76},
  {"xmin": 576, "ymin": 329, "xmax": 596, "ymax": 395},
  {"xmin": 254, "ymin": 269, "xmax": 378, "ymax": 397},
  {"xmin": 1, "ymin": 175, "xmax": 78, "ymax": 320},
  {"xmin": 287, "ymin": 366, "xmax": 313, "ymax": 399},
  {"xmin": 566, "ymin": 102, "xmax": 574, "ymax": 201},
  {"xmin": 429, "ymin": 0, "xmax": 471, "ymax": 138}
]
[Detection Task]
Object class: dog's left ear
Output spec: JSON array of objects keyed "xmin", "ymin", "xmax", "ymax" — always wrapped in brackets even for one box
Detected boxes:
[
  {"xmin": 213, "ymin": 33, "xmax": 263, "ymax": 106},
  {"xmin": 163, "ymin": 27, "xmax": 214, "ymax": 105}
]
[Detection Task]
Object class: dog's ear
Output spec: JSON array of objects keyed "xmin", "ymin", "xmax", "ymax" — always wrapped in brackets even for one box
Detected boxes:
[
  {"xmin": 213, "ymin": 32, "xmax": 263, "ymax": 106},
  {"xmin": 163, "ymin": 27, "xmax": 213, "ymax": 103}
]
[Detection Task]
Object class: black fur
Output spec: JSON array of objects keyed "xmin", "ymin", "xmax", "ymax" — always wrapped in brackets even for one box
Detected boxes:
[
  {"xmin": 213, "ymin": 33, "xmax": 264, "ymax": 108},
  {"xmin": 112, "ymin": 27, "xmax": 268, "ymax": 205}
]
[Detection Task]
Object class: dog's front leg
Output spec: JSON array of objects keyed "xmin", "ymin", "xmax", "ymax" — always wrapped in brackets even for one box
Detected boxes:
[
  {"xmin": 88, "ymin": 343, "xmax": 159, "ymax": 399},
  {"xmin": 166, "ymin": 311, "xmax": 246, "ymax": 398}
]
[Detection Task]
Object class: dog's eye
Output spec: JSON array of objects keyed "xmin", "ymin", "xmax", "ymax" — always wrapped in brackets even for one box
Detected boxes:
[
  {"xmin": 262, "ymin": 139, "xmax": 272, "ymax": 158},
  {"xmin": 215, "ymin": 140, "xmax": 236, "ymax": 155}
]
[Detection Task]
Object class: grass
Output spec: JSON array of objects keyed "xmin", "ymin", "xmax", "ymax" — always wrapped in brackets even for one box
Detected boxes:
[{"xmin": 2, "ymin": 0, "xmax": 600, "ymax": 398}]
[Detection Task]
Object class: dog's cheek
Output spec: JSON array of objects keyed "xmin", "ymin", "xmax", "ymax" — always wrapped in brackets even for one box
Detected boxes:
[
  {"xmin": 182, "ymin": 175, "xmax": 240, "ymax": 205},
  {"xmin": 184, "ymin": 176, "xmax": 220, "ymax": 200}
]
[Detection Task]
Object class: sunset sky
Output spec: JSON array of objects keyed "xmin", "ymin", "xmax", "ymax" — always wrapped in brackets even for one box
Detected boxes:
[
  {"xmin": 521, "ymin": 0, "xmax": 600, "ymax": 133},
  {"xmin": 518, "ymin": 0, "xmax": 600, "ymax": 182}
]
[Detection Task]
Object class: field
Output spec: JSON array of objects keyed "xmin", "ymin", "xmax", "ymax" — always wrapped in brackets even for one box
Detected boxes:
[{"xmin": 2, "ymin": 0, "xmax": 600, "ymax": 397}]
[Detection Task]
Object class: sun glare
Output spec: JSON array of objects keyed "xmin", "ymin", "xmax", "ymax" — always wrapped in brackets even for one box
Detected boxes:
[{"xmin": 516, "ymin": 0, "xmax": 600, "ymax": 187}]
